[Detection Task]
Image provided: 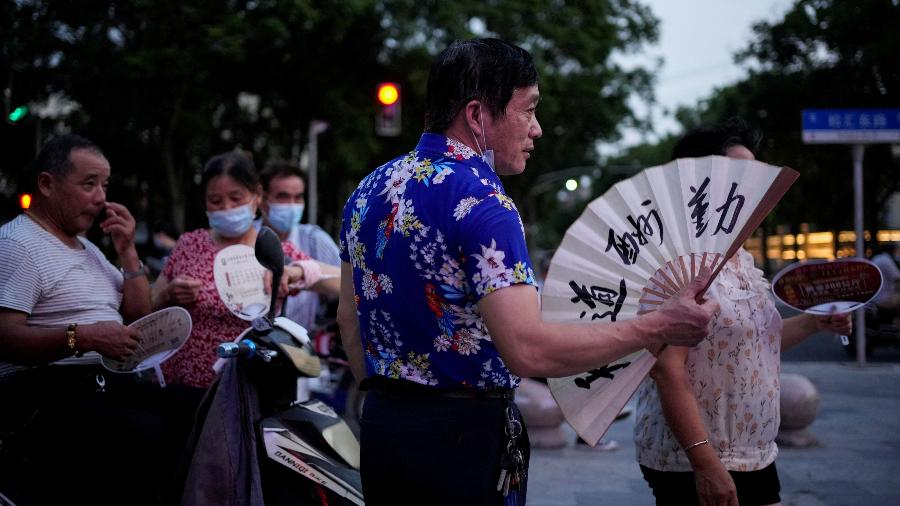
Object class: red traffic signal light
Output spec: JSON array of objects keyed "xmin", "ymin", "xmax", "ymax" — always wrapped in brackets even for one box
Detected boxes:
[
  {"xmin": 377, "ymin": 83, "xmax": 400, "ymax": 106},
  {"xmin": 19, "ymin": 193, "xmax": 32, "ymax": 209},
  {"xmin": 375, "ymin": 82, "xmax": 401, "ymax": 137}
]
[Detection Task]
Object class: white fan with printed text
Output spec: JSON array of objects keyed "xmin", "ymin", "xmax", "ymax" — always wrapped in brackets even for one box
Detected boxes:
[{"xmin": 542, "ymin": 155, "xmax": 798, "ymax": 446}]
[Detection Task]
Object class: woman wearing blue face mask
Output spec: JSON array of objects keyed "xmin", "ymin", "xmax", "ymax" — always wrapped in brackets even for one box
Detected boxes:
[{"xmin": 150, "ymin": 152, "xmax": 338, "ymax": 390}]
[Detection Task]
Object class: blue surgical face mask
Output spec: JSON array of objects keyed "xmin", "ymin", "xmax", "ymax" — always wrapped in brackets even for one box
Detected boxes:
[
  {"xmin": 207, "ymin": 204, "xmax": 255, "ymax": 238},
  {"xmin": 266, "ymin": 203, "xmax": 304, "ymax": 233}
]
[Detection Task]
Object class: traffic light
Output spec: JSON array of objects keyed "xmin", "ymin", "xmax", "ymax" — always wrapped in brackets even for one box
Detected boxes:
[
  {"xmin": 375, "ymin": 82, "xmax": 401, "ymax": 137},
  {"xmin": 19, "ymin": 193, "xmax": 32, "ymax": 210},
  {"xmin": 8, "ymin": 105, "xmax": 28, "ymax": 123}
]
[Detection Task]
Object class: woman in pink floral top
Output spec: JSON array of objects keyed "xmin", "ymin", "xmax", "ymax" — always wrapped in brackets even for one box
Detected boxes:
[
  {"xmin": 152, "ymin": 152, "xmax": 339, "ymax": 389},
  {"xmin": 634, "ymin": 120, "xmax": 852, "ymax": 506}
]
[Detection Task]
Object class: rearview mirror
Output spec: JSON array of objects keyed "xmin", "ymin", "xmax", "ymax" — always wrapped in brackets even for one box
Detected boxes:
[{"xmin": 255, "ymin": 226, "xmax": 284, "ymax": 323}]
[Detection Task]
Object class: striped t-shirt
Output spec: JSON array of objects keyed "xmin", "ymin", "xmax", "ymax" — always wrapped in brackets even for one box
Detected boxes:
[{"xmin": 0, "ymin": 213, "xmax": 124, "ymax": 372}]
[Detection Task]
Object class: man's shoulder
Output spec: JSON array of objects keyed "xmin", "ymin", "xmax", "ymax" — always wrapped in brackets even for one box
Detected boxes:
[
  {"xmin": 0, "ymin": 215, "xmax": 45, "ymax": 253},
  {"xmin": 0, "ymin": 214, "xmax": 30, "ymax": 239}
]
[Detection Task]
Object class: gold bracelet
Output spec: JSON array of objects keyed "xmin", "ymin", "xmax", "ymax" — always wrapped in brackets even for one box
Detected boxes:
[
  {"xmin": 683, "ymin": 439, "xmax": 709, "ymax": 452},
  {"xmin": 66, "ymin": 323, "xmax": 83, "ymax": 357}
]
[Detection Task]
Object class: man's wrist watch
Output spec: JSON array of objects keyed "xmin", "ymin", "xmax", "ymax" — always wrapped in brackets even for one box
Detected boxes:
[
  {"xmin": 121, "ymin": 260, "xmax": 147, "ymax": 280},
  {"xmin": 67, "ymin": 323, "xmax": 83, "ymax": 357}
]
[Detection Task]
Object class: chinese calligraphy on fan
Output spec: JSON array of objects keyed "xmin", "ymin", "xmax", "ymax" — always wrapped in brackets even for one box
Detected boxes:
[
  {"xmin": 567, "ymin": 278, "xmax": 627, "ymax": 321},
  {"xmin": 605, "ymin": 199, "xmax": 663, "ymax": 265},
  {"xmin": 687, "ymin": 177, "xmax": 746, "ymax": 239},
  {"xmin": 574, "ymin": 362, "xmax": 631, "ymax": 389}
]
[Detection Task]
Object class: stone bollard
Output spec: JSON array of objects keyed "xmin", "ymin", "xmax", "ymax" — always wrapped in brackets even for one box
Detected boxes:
[
  {"xmin": 777, "ymin": 373, "xmax": 820, "ymax": 448},
  {"xmin": 515, "ymin": 378, "xmax": 567, "ymax": 448}
]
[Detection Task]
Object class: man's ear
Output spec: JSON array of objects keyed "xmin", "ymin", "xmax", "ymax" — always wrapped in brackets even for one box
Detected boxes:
[
  {"xmin": 35, "ymin": 172, "xmax": 55, "ymax": 198},
  {"xmin": 463, "ymin": 99, "xmax": 484, "ymax": 138}
]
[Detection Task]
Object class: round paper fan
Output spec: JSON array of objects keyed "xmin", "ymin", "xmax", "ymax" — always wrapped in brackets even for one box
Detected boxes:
[
  {"xmin": 541, "ymin": 155, "xmax": 799, "ymax": 446},
  {"xmin": 213, "ymin": 244, "xmax": 270, "ymax": 320},
  {"xmin": 772, "ymin": 258, "xmax": 883, "ymax": 314},
  {"xmin": 101, "ymin": 306, "xmax": 192, "ymax": 373}
]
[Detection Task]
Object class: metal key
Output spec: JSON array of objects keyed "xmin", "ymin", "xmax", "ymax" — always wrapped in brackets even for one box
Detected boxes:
[
  {"xmin": 496, "ymin": 445, "xmax": 514, "ymax": 492},
  {"xmin": 502, "ymin": 469, "xmax": 512, "ymax": 496},
  {"xmin": 509, "ymin": 449, "xmax": 524, "ymax": 489}
]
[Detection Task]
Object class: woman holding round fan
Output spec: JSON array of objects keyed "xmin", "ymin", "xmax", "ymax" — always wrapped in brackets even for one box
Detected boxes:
[
  {"xmin": 633, "ymin": 118, "xmax": 852, "ymax": 506},
  {"xmin": 151, "ymin": 152, "xmax": 339, "ymax": 390}
]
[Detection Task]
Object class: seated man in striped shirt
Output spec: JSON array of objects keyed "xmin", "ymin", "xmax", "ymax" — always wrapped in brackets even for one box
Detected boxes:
[{"xmin": 0, "ymin": 134, "xmax": 182, "ymax": 505}]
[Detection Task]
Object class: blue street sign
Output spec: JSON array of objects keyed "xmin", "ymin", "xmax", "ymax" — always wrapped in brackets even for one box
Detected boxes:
[{"xmin": 802, "ymin": 108, "xmax": 900, "ymax": 144}]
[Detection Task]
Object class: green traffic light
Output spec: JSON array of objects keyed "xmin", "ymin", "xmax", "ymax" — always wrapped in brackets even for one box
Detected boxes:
[{"xmin": 8, "ymin": 105, "xmax": 28, "ymax": 122}]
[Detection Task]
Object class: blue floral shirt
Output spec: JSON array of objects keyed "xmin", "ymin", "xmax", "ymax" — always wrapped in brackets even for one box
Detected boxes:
[{"xmin": 339, "ymin": 133, "xmax": 537, "ymax": 389}]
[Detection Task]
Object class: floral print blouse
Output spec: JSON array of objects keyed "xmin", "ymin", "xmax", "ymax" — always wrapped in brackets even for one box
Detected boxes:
[
  {"xmin": 634, "ymin": 248, "xmax": 783, "ymax": 472},
  {"xmin": 339, "ymin": 133, "xmax": 537, "ymax": 389},
  {"xmin": 160, "ymin": 229, "xmax": 308, "ymax": 389}
]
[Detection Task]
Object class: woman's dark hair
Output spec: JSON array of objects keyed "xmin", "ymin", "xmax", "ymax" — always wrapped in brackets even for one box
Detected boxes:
[
  {"xmin": 32, "ymin": 134, "xmax": 105, "ymax": 181},
  {"xmin": 260, "ymin": 160, "xmax": 307, "ymax": 194},
  {"xmin": 200, "ymin": 151, "xmax": 260, "ymax": 195},
  {"xmin": 671, "ymin": 117, "xmax": 762, "ymax": 160},
  {"xmin": 424, "ymin": 38, "xmax": 538, "ymax": 133}
]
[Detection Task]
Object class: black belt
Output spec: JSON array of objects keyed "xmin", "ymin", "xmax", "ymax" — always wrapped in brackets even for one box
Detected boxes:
[{"xmin": 359, "ymin": 375, "xmax": 514, "ymax": 400}]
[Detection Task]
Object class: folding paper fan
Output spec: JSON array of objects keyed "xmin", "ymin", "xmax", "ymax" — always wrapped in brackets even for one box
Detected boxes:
[{"xmin": 541, "ymin": 155, "xmax": 799, "ymax": 446}]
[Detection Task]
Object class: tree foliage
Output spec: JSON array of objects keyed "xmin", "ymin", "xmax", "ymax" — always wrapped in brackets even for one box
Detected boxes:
[
  {"xmin": 681, "ymin": 0, "xmax": 900, "ymax": 235},
  {"xmin": 1, "ymin": 0, "xmax": 660, "ymax": 242}
]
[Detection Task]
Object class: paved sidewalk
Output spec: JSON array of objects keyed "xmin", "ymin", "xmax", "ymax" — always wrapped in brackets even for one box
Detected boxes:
[{"xmin": 527, "ymin": 361, "xmax": 900, "ymax": 506}]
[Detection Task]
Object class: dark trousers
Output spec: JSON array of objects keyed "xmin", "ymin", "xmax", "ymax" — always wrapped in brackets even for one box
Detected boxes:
[
  {"xmin": 359, "ymin": 390, "xmax": 529, "ymax": 506},
  {"xmin": 0, "ymin": 365, "xmax": 203, "ymax": 506},
  {"xmin": 640, "ymin": 462, "xmax": 781, "ymax": 506}
]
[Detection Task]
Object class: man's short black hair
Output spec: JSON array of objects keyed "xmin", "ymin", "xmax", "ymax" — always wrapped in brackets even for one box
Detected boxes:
[
  {"xmin": 260, "ymin": 160, "xmax": 307, "ymax": 194},
  {"xmin": 32, "ymin": 134, "xmax": 105, "ymax": 181},
  {"xmin": 671, "ymin": 117, "xmax": 762, "ymax": 160},
  {"xmin": 424, "ymin": 38, "xmax": 538, "ymax": 133}
]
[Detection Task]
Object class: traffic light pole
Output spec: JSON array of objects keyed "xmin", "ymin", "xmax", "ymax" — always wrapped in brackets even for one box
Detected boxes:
[{"xmin": 306, "ymin": 120, "xmax": 329, "ymax": 226}]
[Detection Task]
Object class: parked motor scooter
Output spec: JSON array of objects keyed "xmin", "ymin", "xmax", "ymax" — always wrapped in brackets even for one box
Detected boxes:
[{"xmin": 177, "ymin": 227, "xmax": 364, "ymax": 505}]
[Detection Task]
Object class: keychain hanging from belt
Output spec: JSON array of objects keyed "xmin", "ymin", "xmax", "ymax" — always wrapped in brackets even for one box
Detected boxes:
[{"xmin": 497, "ymin": 405, "xmax": 526, "ymax": 504}]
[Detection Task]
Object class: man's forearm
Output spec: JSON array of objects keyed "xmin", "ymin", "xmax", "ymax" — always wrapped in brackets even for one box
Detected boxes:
[
  {"xmin": 337, "ymin": 262, "xmax": 366, "ymax": 382},
  {"xmin": 0, "ymin": 320, "xmax": 73, "ymax": 365},
  {"xmin": 118, "ymin": 249, "xmax": 152, "ymax": 323},
  {"xmin": 340, "ymin": 319, "xmax": 367, "ymax": 383},
  {"xmin": 479, "ymin": 271, "xmax": 716, "ymax": 378}
]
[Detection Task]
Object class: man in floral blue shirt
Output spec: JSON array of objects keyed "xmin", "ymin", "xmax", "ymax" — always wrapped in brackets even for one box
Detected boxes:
[{"xmin": 337, "ymin": 38, "xmax": 719, "ymax": 505}]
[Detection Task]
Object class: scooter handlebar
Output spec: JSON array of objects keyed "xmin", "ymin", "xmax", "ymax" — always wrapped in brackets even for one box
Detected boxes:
[
  {"xmin": 217, "ymin": 340, "xmax": 257, "ymax": 358},
  {"xmin": 217, "ymin": 340, "xmax": 280, "ymax": 363}
]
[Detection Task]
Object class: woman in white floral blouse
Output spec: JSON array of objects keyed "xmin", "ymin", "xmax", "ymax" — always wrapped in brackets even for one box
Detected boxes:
[{"xmin": 633, "ymin": 119, "xmax": 853, "ymax": 506}]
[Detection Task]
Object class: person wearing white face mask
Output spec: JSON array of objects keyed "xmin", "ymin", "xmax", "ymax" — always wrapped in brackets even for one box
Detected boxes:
[
  {"xmin": 151, "ymin": 152, "xmax": 339, "ymax": 391},
  {"xmin": 256, "ymin": 161, "xmax": 341, "ymax": 333}
]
